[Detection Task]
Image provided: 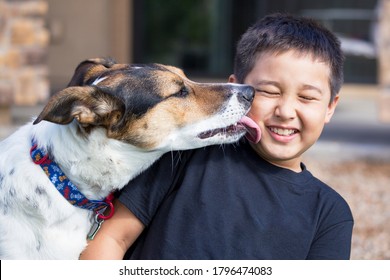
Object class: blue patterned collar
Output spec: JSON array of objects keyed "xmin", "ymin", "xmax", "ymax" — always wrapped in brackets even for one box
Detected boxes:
[{"xmin": 30, "ymin": 139, "xmax": 114, "ymax": 219}]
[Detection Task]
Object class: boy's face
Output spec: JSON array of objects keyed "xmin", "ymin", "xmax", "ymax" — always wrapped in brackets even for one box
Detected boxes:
[{"xmin": 230, "ymin": 50, "xmax": 339, "ymax": 172}]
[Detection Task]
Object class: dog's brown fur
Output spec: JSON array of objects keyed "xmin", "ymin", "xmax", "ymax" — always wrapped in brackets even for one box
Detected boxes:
[{"xmin": 35, "ymin": 58, "xmax": 253, "ymax": 149}]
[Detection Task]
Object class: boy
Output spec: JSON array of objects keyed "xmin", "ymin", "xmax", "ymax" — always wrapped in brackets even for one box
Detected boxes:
[{"xmin": 81, "ymin": 13, "xmax": 353, "ymax": 259}]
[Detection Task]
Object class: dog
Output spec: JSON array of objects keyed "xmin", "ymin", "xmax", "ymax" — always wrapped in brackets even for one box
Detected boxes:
[{"xmin": 0, "ymin": 58, "xmax": 260, "ymax": 259}]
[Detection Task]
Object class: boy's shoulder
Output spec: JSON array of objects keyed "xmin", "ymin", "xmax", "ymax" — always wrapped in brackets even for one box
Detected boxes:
[{"xmin": 304, "ymin": 168, "xmax": 353, "ymax": 218}]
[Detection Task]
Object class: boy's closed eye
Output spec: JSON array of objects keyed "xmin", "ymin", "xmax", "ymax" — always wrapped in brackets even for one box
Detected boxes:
[
  {"xmin": 255, "ymin": 89, "xmax": 280, "ymax": 96},
  {"xmin": 255, "ymin": 84, "xmax": 324, "ymax": 102},
  {"xmin": 299, "ymin": 94, "xmax": 318, "ymax": 101},
  {"xmin": 299, "ymin": 85, "xmax": 324, "ymax": 101},
  {"xmin": 298, "ymin": 90, "xmax": 323, "ymax": 102}
]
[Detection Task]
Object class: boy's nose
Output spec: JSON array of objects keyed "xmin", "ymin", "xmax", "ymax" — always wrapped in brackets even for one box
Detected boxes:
[{"xmin": 275, "ymin": 96, "xmax": 297, "ymax": 120}]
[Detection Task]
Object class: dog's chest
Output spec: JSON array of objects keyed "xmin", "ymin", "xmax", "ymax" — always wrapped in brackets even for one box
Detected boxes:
[
  {"xmin": 0, "ymin": 149, "xmax": 93, "ymax": 259},
  {"xmin": 0, "ymin": 188, "xmax": 92, "ymax": 259},
  {"xmin": 28, "ymin": 210, "xmax": 91, "ymax": 259}
]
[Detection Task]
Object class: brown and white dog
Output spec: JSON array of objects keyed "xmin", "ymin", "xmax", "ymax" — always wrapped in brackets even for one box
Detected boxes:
[{"xmin": 0, "ymin": 58, "xmax": 260, "ymax": 259}]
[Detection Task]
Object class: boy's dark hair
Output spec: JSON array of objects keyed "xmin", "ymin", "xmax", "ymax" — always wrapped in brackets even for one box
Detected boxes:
[{"xmin": 234, "ymin": 13, "xmax": 344, "ymax": 102}]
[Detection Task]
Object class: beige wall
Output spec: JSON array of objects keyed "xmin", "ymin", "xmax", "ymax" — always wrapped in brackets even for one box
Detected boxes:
[{"xmin": 47, "ymin": 0, "xmax": 132, "ymax": 92}]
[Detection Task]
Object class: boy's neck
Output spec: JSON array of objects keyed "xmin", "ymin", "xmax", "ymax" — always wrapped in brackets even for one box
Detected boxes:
[{"xmin": 248, "ymin": 142, "xmax": 304, "ymax": 173}]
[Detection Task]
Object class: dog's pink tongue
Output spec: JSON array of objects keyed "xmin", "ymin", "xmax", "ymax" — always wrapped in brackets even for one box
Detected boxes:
[{"xmin": 239, "ymin": 116, "xmax": 261, "ymax": 144}]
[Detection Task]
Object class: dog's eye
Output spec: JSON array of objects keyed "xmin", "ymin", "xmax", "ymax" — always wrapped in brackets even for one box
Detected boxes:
[{"xmin": 174, "ymin": 87, "xmax": 189, "ymax": 98}]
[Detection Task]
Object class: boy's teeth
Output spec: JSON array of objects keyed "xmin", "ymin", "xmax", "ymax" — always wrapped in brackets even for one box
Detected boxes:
[{"xmin": 270, "ymin": 127, "xmax": 296, "ymax": 136}]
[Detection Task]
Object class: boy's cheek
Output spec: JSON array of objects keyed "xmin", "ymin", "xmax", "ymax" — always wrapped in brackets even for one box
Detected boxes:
[
  {"xmin": 247, "ymin": 107, "xmax": 263, "ymax": 127},
  {"xmin": 249, "ymin": 95, "xmax": 269, "ymax": 117}
]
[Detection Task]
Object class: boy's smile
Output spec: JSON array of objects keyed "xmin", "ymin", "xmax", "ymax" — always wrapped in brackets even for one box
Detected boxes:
[
  {"xmin": 268, "ymin": 126, "xmax": 299, "ymax": 142},
  {"xmin": 231, "ymin": 50, "xmax": 339, "ymax": 172}
]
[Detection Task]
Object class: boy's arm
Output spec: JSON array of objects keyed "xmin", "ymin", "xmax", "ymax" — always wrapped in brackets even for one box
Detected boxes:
[
  {"xmin": 307, "ymin": 195, "xmax": 354, "ymax": 260},
  {"xmin": 79, "ymin": 199, "xmax": 145, "ymax": 259},
  {"xmin": 307, "ymin": 220, "xmax": 353, "ymax": 260}
]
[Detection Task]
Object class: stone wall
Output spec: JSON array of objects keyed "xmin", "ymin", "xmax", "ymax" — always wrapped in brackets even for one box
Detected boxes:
[{"xmin": 0, "ymin": 0, "xmax": 49, "ymax": 124}]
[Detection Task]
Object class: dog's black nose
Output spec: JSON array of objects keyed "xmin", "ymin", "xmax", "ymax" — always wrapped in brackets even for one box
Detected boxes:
[{"xmin": 240, "ymin": 85, "xmax": 255, "ymax": 103}]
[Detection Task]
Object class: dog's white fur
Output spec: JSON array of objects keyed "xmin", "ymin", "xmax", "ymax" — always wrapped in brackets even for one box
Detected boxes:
[{"xmin": 0, "ymin": 66, "xmax": 253, "ymax": 259}]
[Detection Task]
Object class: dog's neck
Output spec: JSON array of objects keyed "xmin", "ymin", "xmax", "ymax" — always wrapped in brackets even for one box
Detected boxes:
[{"xmin": 32, "ymin": 121, "xmax": 165, "ymax": 200}]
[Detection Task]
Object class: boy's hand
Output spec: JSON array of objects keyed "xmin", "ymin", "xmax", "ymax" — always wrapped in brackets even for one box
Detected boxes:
[{"xmin": 80, "ymin": 200, "xmax": 144, "ymax": 260}]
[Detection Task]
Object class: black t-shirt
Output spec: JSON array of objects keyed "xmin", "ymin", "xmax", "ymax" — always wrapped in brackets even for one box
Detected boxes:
[{"xmin": 119, "ymin": 141, "xmax": 353, "ymax": 259}]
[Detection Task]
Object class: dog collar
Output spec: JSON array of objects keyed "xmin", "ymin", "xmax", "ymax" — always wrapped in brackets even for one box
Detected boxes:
[{"xmin": 30, "ymin": 139, "xmax": 114, "ymax": 220}]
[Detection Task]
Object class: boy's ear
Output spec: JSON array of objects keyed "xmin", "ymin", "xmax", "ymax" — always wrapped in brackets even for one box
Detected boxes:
[
  {"xmin": 228, "ymin": 74, "xmax": 237, "ymax": 83},
  {"xmin": 325, "ymin": 95, "xmax": 340, "ymax": 123}
]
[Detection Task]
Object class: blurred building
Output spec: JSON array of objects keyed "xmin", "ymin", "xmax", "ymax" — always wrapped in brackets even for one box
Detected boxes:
[
  {"xmin": 0, "ymin": 0, "xmax": 386, "ymax": 124},
  {"xmin": 44, "ymin": 0, "xmax": 380, "ymax": 89}
]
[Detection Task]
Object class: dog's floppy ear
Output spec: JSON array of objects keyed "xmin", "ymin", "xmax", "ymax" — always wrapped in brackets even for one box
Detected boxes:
[
  {"xmin": 33, "ymin": 86, "xmax": 124, "ymax": 127},
  {"xmin": 67, "ymin": 57, "xmax": 117, "ymax": 86}
]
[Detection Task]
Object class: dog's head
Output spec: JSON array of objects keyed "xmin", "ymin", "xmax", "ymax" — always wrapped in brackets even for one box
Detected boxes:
[{"xmin": 34, "ymin": 58, "xmax": 259, "ymax": 150}]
